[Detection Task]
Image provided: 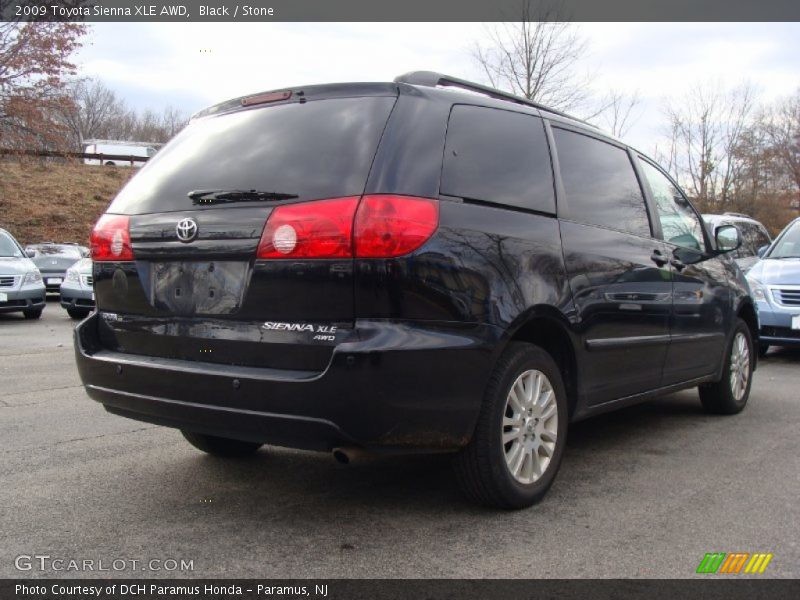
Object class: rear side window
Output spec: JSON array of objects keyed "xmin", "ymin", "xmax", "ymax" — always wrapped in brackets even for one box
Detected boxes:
[
  {"xmin": 440, "ymin": 105, "xmax": 555, "ymax": 214},
  {"xmin": 108, "ymin": 96, "xmax": 397, "ymax": 214},
  {"xmin": 553, "ymin": 128, "xmax": 650, "ymax": 237}
]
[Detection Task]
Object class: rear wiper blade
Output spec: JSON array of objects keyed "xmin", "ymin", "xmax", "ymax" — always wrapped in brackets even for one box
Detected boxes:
[{"xmin": 188, "ymin": 189, "xmax": 299, "ymax": 205}]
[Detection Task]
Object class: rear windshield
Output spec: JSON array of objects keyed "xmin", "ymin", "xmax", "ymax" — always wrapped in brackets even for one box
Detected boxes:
[{"xmin": 108, "ymin": 96, "xmax": 397, "ymax": 214}]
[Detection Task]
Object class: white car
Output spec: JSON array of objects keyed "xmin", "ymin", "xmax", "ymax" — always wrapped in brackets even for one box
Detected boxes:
[{"xmin": 83, "ymin": 139, "xmax": 159, "ymax": 167}]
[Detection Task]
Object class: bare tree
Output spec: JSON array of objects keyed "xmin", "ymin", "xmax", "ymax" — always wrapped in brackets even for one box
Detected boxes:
[
  {"xmin": 57, "ymin": 78, "xmax": 131, "ymax": 150},
  {"xmin": 761, "ymin": 89, "xmax": 800, "ymax": 201},
  {"xmin": 56, "ymin": 77, "xmax": 190, "ymax": 148},
  {"xmin": 663, "ymin": 82, "xmax": 757, "ymax": 210},
  {"xmin": 472, "ymin": 1, "xmax": 590, "ymax": 111},
  {"xmin": 595, "ymin": 89, "xmax": 642, "ymax": 138}
]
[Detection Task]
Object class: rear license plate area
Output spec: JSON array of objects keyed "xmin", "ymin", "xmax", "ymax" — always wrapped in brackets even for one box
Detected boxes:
[{"xmin": 150, "ymin": 261, "xmax": 249, "ymax": 316}]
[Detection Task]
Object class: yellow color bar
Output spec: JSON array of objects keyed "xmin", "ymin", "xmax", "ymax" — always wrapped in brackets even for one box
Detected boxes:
[{"xmin": 744, "ymin": 553, "xmax": 774, "ymax": 574}]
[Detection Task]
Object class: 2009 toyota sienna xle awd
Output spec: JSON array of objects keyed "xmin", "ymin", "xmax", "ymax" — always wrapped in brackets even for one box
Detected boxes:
[{"xmin": 75, "ymin": 72, "xmax": 758, "ymax": 508}]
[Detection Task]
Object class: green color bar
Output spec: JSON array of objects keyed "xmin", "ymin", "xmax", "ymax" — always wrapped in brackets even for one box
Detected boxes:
[{"xmin": 697, "ymin": 553, "xmax": 726, "ymax": 574}]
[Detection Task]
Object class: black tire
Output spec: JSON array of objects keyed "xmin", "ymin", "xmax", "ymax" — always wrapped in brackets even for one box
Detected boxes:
[
  {"xmin": 698, "ymin": 319, "xmax": 754, "ymax": 415},
  {"xmin": 454, "ymin": 342, "xmax": 568, "ymax": 509},
  {"xmin": 67, "ymin": 308, "xmax": 90, "ymax": 320},
  {"xmin": 181, "ymin": 430, "xmax": 263, "ymax": 457},
  {"xmin": 758, "ymin": 343, "xmax": 770, "ymax": 358},
  {"xmin": 23, "ymin": 308, "xmax": 43, "ymax": 320}
]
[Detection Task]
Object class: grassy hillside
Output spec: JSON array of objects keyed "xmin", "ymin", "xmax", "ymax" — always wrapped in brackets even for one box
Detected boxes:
[{"xmin": 0, "ymin": 160, "xmax": 135, "ymax": 246}]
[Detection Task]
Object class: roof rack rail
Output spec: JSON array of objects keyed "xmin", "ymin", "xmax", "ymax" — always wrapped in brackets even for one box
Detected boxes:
[
  {"xmin": 723, "ymin": 212, "xmax": 752, "ymax": 219},
  {"xmin": 394, "ymin": 71, "xmax": 595, "ymax": 127}
]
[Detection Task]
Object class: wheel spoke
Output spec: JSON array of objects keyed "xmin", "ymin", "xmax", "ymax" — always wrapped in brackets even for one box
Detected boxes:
[
  {"xmin": 509, "ymin": 444, "xmax": 526, "ymax": 476},
  {"xmin": 507, "ymin": 388, "xmax": 524, "ymax": 414},
  {"xmin": 540, "ymin": 429, "xmax": 557, "ymax": 444},
  {"xmin": 503, "ymin": 429, "xmax": 522, "ymax": 445},
  {"xmin": 539, "ymin": 400, "xmax": 557, "ymax": 420}
]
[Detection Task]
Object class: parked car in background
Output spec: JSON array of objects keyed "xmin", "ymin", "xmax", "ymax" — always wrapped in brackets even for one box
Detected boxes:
[
  {"xmin": 746, "ymin": 217, "xmax": 800, "ymax": 356},
  {"xmin": 0, "ymin": 228, "xmax": 46, "ymax": 319},
  {"xmin": 75, "ymin": 72, "xmax": 758, "ymax": 509},
  {"xmin": 60, "ymin": 258, "xmax": 95, "ymax": 319},
  {"xmin": 703, "ymin": 213, "xmax": 771, "ymax": 272},
  {"xmin": 25, "ymin": 243, "xmax": 88, "ymax": 294},
  {"xmin": 83, "ymin": 139, "xmax": 160, "ymax": 167}
]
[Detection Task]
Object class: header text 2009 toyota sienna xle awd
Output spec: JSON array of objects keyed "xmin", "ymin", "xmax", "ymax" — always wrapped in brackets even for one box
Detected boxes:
[{"xmin": 75, "ymin": 72, "xmax": 757, "ymax": 508}]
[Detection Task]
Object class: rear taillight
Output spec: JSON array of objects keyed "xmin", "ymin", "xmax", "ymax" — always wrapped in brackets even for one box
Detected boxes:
[
  {"xmin": 90, "ymin": 214, "xmax": 134, "ymax": 261},
  {"xmin": 354, "ymin": 195, "xmax": 439, "ymax": 258},
  {"xmin": 257, "ymin": 197, "xmax": 360, "ymax": 259},
  {"xmin": 257, "ymin": 195, "xmax": 439, "ymax": 260}
]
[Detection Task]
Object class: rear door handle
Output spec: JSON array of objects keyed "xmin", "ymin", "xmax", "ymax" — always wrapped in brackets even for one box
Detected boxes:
[{"xmin": 650, "ymin": 250, "xmax": 667, "ymax": 267}]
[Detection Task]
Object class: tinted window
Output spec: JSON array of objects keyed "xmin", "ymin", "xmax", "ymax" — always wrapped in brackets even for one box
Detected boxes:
[
  {"xmin": 767, "ymin": 221, "xmax": 800, "ymax": 259},
  {"xmin": 0, "ymin": 232, "xmax": 22, "ymax": 258},
  {"xmin": 553, "ymin": 129, "xmax": 650, "ymax": 237},
  {"xmin": 441, "ymin": 105, "xmax": 555, "ymax": 213},
  {"xmin": 639, "ymin": 160, "xmax": 705, "ymax": 251},
  {"xmin": 108, "ymin": 97, "xmax": 396, "ymax": 214}
]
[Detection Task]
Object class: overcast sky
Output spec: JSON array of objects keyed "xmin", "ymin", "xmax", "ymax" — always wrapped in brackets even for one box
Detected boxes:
[{"xmin": 75, "ymin": 22, "xmax": 800, "ymax": 152}]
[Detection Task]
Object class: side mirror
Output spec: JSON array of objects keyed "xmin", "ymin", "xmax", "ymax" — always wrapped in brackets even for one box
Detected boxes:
[
  {"xmin": 757, "ymin": 245, "xmax": 769, "ymax": 258},
  {"xmin": 715, "ymin": 225, "xmax": 741, "ymax": 253},
  {"xmin": 25, "ymin": 249, "xmax": 36, "ymax": 258}
]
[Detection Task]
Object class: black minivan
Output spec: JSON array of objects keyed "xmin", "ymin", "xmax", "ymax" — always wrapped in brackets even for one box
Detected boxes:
[{"xmin": 75, "ymin": 72, "xmax": 757, "ymax": 508}]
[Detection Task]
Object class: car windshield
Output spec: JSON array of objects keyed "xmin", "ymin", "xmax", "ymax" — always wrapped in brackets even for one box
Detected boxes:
[
  {"xmin": 766, "ymin": 222, "xmax": 800, "ymax": 259},
  {"xmin": 0, "ymin": 232, "xmax": 22, "ymax": 257},
  {"xmin": 30, "ymin": 244, "xmax": 83, "ymax": 258}
]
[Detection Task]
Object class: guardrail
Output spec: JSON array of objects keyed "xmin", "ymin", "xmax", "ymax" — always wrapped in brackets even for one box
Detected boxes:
[{"xmin": 0, "ymin": 148, "xmax": 150, "ymax": 165}]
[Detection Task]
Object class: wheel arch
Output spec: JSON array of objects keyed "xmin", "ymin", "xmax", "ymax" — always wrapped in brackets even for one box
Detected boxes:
[{"xmin": 499, "ymin": 307, "xmax": 580, "ymax": 420}]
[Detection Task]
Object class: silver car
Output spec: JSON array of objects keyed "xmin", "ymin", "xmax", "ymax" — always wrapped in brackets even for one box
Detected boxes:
[
  {"xmin": 25, "ymin": 243, "xmax": 88, "ymax": 294},
  {"xmin": 59, "ymin": 258, "xmax": 95, "ymax": 319},
  {"xmin": 746, "ymin": 217, "xmax": 800, "ymax": 355},
  {"xmin": 0, "ymin": 229, "xmax": 46, "ymax": 319}
]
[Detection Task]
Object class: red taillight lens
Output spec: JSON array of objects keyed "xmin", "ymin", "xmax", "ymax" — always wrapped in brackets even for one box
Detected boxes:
[
  {"xmin": 90, "ymin": 214, "xmax": 134, "ymax": 261},
  {"xmin": 354, "ymin": 195, "xmax": 439, "ymax": 258},
  {"xmin": 257, "ymin": 195, "xmax": 439, "ymax": 260},
  {"xmin": 257, "ymin": 197, "xmax": 360, "ymax": 259}
]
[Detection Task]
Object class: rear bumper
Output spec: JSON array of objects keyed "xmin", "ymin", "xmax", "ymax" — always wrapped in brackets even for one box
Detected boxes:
[
  {"xmin": 75, "ymin": 313, "xmax": 499, "ymax": 452},
  {"xmin": 0, "ymin": 286, "xmax": 46, "ymax": 313}
]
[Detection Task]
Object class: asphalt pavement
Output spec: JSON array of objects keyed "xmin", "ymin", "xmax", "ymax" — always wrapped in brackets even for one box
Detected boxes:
[{"xmin": 1, "ymin": 300, "xmax": 798, "ymax": 578}]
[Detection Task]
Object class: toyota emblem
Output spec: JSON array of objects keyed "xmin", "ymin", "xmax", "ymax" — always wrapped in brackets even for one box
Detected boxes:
[{"xmin": 176, "ymin": 218, "xmax": 198, "ymax": 242}]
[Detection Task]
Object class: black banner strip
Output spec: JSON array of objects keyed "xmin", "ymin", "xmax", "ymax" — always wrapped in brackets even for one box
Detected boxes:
[{"xmin": 3, "ymin": 0, "xmax": 800, "ymax": 23}]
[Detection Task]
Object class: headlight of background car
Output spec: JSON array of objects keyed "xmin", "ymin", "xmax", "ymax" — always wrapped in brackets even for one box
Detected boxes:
[
  {"xmin": 65, "ymin": 268, "xmax": 80, "ymax": 283},
  {"xmin": 746, "ymin": 277, "xmax": 767, "ymax": 302},
  {"xmin": 22, "ymin": 270, "xmax": 42, "ymax": 285}
]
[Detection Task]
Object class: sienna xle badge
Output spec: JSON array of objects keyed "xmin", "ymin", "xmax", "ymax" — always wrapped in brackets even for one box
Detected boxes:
[{"xmin": 75, "ymin": 72, "xmax": 758, "ymax": 508}]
